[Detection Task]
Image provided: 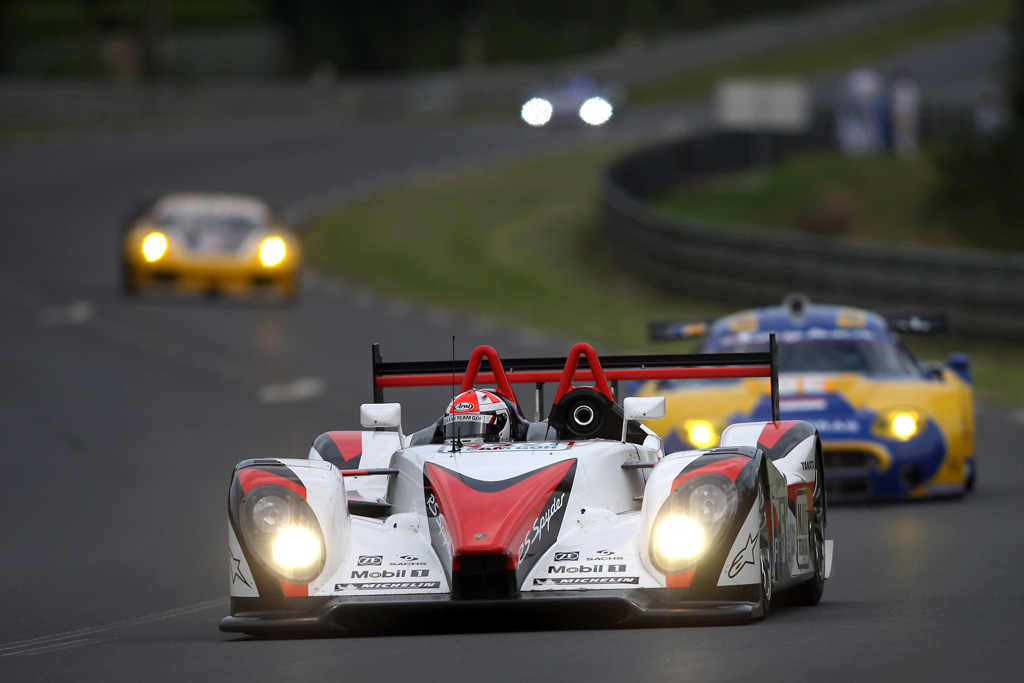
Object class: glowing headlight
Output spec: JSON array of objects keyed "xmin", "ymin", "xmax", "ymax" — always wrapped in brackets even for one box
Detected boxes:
[
  {"xmin": 238, "ymin": 484, "xmax": 325, "ymax": 583},
  {"xmin": 649, "ymin": 474, "xmax": 739, "ymax": 573},
  {"xmin": 272, "ymin": 528, "xmax": 321, "ymax": 569},
  {"xmin": 578, "ymin": 96, "xmax": 613, "ymax": 126},
  {"xmin": 873, "ymin": 409, "xmax": 924, "ymax": 441},
  {"xmin": 251, "ymin": 494, "xmax": 290, "ymax": 533},
  {"xmin": 684, "ymin": 419, "xmax": 718, "ymax": 449},
  {"xmin": 521, "ymin": 97, "xmax": 553, "ymax": 127},
  {"xmin": 690, "ymin": 483, "xmax": 734, "ymax": 523},
  {"xmin": 653, "ymin": 517, "xmax": 705, "ymax": 561},
  {"xmin": 141, "ymin": 232, "xmax": 167, "ymax": 262},
  {"xmin": 260, "ymin": 237, "xmax": 286, "ymax": 266}
]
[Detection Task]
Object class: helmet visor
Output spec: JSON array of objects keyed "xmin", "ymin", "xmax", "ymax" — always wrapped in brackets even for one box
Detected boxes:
[{"xmin": 443, "ymin": 413, "xmax": 507, "ymax": 443}]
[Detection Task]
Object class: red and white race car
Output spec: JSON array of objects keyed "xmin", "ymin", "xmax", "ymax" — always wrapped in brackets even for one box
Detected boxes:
[{"xmin": 221, "ymin": 339, "xmax": 831, "ymax": 635}]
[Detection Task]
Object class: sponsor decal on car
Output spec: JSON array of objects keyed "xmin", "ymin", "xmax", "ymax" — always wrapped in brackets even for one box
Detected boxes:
[
  {"xmin": 437, "ymin": 442, "xmax": 573, "ymax": 453},
  {"xmin": 518, "ymin": 492, "xmax": 565, "ymax": 562},
  {"xmin": 533, "ymin": 577, "xmax": 639, "ymax": 586},
  {"xmin": 335, "ymin": 582, "xmax": 441, "ymax": 591},
  {"xmin": 547, "ymin": 564, "xmax": 627, "ymax": 574},
  {"xmin": 554, "ymin": 552, "xmax": 579, "ymax": 561},
  {"xmin": 812, "ymin": 419, "xmax": 861, "ymax": 434},
  {"xmin": 727, "ymin": 534, "xmax": 757, "ymax": 579},
  {"xmin": 358, "ymin": 555, "xmax": 383, "ymax": 566},
  {"xmin": 351, "ymin": 569, "xmax": 430, "ymax": 579}
]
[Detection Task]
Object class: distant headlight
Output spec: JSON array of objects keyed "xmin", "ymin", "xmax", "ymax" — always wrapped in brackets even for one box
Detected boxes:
[
  {"xmin": 872, "ymin": 409, "xmax": 925, "ymax": 441},
  {"xmin": 260, "ymin": 237, "xmax": 286, "ymax": 267},
  {"xmin": 240, "ymin": 485, "xmax": 325, "ymax": 583},
  {"xmin": 521, "ymin": 97, "xmax": 553, "ymax": 127},
  {"xmin": 649, "ymin": 474, "xmax": 738, "ymax": 574},
  {"xmin": 578, "ymin": 96, "xmax": 613, "ymax": 126},
  {"xmin": 141, "ymin": 232, "xmax": 167, "ymax": 262},
  {"xmin": 683, "ymin": 419, "xmax": 718, "ymax": 449}
]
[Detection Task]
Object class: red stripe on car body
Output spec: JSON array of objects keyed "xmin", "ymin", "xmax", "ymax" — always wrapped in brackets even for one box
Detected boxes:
[
  {"xmin": 670, "ymin": 456, "xmax": 749, "ymax": 491},
  {"xmin": 426, "ymin": 460, "xmax": 575, "ymax": 567},
  {"xmin": 328, "ymin": 432, "xmax": 363, "ymax": 462},
  {"xmin": 757, "ymin": 420, "xmax": 803, "ymax": 449},
  {"xmin": 237, "ymin": 468, "xmax": 306, "ymax": 499}
]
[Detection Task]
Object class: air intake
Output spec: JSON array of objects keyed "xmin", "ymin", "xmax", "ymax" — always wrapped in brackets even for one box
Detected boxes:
[{"xmin": 452, "ymin": 555, "xmax": 518, "ymax": 600}]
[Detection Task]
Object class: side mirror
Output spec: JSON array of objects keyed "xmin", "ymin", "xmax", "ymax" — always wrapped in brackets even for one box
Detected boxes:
[
  {"xmin": 621, "ymin": 397, "xmax": 666, "ymax": 441},
  {"xmin": 360, "ymin": 403, "xmax": 406, "ymax": 447},
  {"xmin": 945, "ymin": 352, "xmax": 972, "ymax": 384}
]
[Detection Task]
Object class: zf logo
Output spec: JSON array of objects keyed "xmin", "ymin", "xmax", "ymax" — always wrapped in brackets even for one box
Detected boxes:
[
  {"xmin": 554, "ymin": 552, "xmax": 579, "ymax": 562},
  {"xmin": 358, "ymin": 555, "xmax": 382, "ymax": 566}
]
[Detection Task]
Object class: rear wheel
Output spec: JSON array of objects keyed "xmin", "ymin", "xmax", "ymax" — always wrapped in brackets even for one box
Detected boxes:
[
  {"xmin": 756, "ymin": 467, "xmax": 774, "ymax": 618},
  {"xmin": 791, "ymin": 452, "xmax": 826, "ymax": 606}
]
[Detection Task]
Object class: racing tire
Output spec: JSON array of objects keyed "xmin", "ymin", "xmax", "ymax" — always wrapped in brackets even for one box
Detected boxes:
[
  {"xmin": 790, "ymin": 451, "xmax": 826, "ymax": 606},
  {"xmin": 756, "ymin": 465, "xmax": 774, "ymax": 619},
  {"xmin": 965, "ymin": 458, "xmax": 976, "ymax": 493},
  {"xmin": 121, "ymin": 261, "xmax": 140, "ymax": 295}
]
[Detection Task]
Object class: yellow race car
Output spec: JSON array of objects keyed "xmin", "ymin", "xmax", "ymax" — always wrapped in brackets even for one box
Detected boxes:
[
  {"xmin": 121, "ymin": 193, "xmax": 301, "ymax": 300},
  {"xmin": 634, "ymin": 296, "xmax": 975, "ymax": 502}
]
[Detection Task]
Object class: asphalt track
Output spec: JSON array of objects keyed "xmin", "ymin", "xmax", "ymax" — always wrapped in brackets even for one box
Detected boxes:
[{"xmin": 3, "ymin": 30, "xmax": 1023, "ymax": 682}]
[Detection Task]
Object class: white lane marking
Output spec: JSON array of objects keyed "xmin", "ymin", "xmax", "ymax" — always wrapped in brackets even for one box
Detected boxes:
[
  {"xmin": 0, "ymin": 598, "xmax": 227, "ymax": 657},
  {"xmin": 39, "ymin": 300, "xmax": 95, "ymax": 326},
  {"xmin": 258, "ymin": 376, "xmax": 326, "ymax": 404},
  {"xmin": 6, "ymin": 637, "xmax": 105, "ymax": 657}
]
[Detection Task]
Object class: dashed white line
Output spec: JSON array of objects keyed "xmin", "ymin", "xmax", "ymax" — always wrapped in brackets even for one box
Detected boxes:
[
  {"xmin": 0, "ymin": 598, "xmax": 226, "ymax": 657},
  {"xmin": 258, "ymin": 376, "xmax": 326, "ymax": 404}
]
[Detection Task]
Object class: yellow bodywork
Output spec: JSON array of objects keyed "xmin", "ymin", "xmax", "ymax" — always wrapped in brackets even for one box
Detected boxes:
[
  {"xmin": 636, "ymin": 367, "xmax": 974, "ymax": 497},
  {"xmin": 121, "ymin": 195, "xmax": 302, "ymax": 299}
]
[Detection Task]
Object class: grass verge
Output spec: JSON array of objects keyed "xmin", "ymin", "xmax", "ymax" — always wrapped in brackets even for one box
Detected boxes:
[{"xmin": 303, "ymin": 141, "xmax": 1024, "ymax": 406}]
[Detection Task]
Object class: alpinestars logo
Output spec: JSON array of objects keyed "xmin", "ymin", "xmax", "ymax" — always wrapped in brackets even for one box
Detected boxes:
[{"xmin": 728, "ymin": 533, "xmax": 757, "ymax": 578}]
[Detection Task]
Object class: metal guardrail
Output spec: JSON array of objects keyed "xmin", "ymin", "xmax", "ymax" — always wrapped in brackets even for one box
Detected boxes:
[{"xmin": 597, "ymin": 112, "xmax": 1024, "ymax": 340}]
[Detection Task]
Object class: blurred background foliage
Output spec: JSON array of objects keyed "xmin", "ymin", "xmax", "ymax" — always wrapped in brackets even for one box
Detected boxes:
[
  {"xmin": 930, "ymin": 0, "xmax": 1024, "ymax": 250},
  {"xmin": 0, "ymin": 0, "xmax": 846, "ymax": 78}
]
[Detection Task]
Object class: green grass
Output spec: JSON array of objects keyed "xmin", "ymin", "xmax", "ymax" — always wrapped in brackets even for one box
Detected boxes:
[
  {"xmin": 303, "ymin": 142, "xmax": 1024, "ymax": 406},
  {"xmin": 653, "ymin": 148, "xmax": 968, "ymax": 247},
  {"xmin": 304, "ymin": 144, "xmax": 732, "ymax": 349},
  {"xmin": 631, "ymin": 0, "xmax": 1012, "ymax": 104}
]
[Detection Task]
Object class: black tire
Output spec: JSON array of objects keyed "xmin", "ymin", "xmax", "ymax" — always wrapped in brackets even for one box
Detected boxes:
[
  {"xmin": 121, "ymin": 261, "xmax": 140, "ymax": 295},
  {"xmin": 965, "ymin": 458, "xmax": 976, "ymax": 493},
  {"xmin": 791, "ymin": 451, "xmax": 826, "ymax": 606},
  {"xmin": 756, "ymin": 466, "xmax": 774, "ymax": 619}
]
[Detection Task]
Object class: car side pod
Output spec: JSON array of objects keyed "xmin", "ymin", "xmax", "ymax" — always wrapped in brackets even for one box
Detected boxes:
[{"xmin": 622, "ymin": 397, "xmax": 665, "ymax": 442}]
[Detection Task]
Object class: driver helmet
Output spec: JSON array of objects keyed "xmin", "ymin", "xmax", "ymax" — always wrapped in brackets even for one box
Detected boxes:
[{"xmin": 444, "ymin": 389, "xmax": 511, "ymax": 444}]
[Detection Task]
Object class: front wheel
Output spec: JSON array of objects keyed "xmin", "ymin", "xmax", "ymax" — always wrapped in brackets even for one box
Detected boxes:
[{"xmin": 791, "ymin": 451, "xmax": 826, "ymax": 606}]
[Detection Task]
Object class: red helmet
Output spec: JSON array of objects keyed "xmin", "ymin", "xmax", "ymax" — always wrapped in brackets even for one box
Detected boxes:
[{"xmin": 444, "ymin": 389, "xmax": 511, "ymax": 444}]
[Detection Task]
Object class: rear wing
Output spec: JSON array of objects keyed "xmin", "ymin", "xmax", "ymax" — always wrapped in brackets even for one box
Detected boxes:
[{"xmin": 372, "ymin": 336, "xmax": 781, "ymax": 422}]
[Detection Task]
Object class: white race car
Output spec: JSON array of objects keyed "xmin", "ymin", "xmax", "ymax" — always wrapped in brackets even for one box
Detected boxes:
[{"xmin": 221, "ymin": 339, "xmax": 831, "ymax": 635}]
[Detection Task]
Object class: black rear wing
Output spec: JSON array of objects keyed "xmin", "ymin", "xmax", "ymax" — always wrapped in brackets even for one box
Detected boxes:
[{"xmin": 372, "ymin": 336, "xmax": 781, "ymax": 422}]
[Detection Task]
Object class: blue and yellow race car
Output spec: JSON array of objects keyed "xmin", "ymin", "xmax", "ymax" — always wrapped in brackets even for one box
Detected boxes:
[{"xmin": 633, "ymin": 295, "xmax": 975, "ymax": 502}]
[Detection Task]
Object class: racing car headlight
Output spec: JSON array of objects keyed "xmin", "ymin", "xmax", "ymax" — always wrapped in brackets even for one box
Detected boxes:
[
  {"xmin": 872, "ymin": 409, "xmax": 926, "ymax": 441},
  {"xmin": 578, "ymin": 96, "xmax": 613, "ymax": 126},
  {"xmin": 240, "ymin": 486, "xmax": 325, "ymax": 583},
  {"xmin": 521, "ymin": 97, "xmax": 553, "ymax": 127},
  {"xmin": 649, "ymin": 474, "xmax": 738, "ymax": 574},
  {"xmin": 683, "ymin": 419, "xmax": 719, "ymax": 449},
  {"xmin": 141, "ymin": 232, "xmax": 167, "ymax": 262},
  {"xmin": 260, "ymin": 237, "xmax": 286, "ymax": 267}
]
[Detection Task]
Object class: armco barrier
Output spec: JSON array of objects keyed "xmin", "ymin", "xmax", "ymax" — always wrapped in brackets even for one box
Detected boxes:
[{"xmin": 597, "ymin": 122, "xmax": 1024, "ymax": 340}]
